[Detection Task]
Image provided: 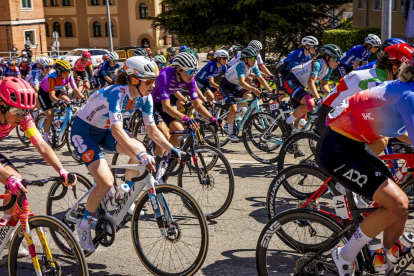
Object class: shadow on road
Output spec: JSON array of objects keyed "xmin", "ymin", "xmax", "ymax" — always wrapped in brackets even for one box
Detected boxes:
[
  {"xmin": 231, "ymin": 164, "xmax": 277, "ymax": 179},
  {"xmin": 201, "ymin": 248, "xmax": 257, "ymax": 275},
  {"xmin": 246, "ymin": 196, "xmax": 268, "ymax": 224}
]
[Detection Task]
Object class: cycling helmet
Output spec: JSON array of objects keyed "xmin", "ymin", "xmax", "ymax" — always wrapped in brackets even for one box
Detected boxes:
[
  {"xmin": 36, "ymin": 57, "xmax": 41, "ymax": 63},
  {"xmin": 321, "ymin": 44, "xmax": 343, "ymax": 58},
  {"xmin": 41, "ymin": 57, "xmax": 54, "ymax": 67},
  {"xmin": 248, "ymin": 40, "xmax": 263, "ymax": 51},
  {"xmin": 106, "ymin": 51, "xmax": 119, "ymax": 60},
  {"xmin": 181, "ymin": 48, "xmax": 199, "ymax": 60},
  {"xmin": 133, "ymin": 48, "xmax": 148, "ymax": 57},
  {"xmin": 241, "ymin": 47, "xmax": 258, "ymax": 58},
  {"xmin": 82, "ymin": 51, "xmax": 92, "ymax": 58},
  {"xmin": 301, "ymin": 36, "xmax": 319, "ymax": 46},
  {"xmin": 60, "ymin": 56, "xmax": 68, "ymax": 61},
  {"xmin": 166, "ymin": 47, "xmax": 177, "ymax": 55},
  {"xmin": 0, "ymin": 77, "xmax": 36, "ymax": 109},
  {"xmin": 55, "ymin": 60, "xmax": 72, "ymax": 72},
  {"xmin": 179, "ymin": 45, "xmax": 189, "ymax": 52},
  {"xmin": 102, "ymin": 54, "xmax": 109, "ymax": 61},
  {"xmin": 21, "ymin": 58, "xmax": 28, "ymax": 63},
  {"xmin": 384, "ymin": 43, "xmax": 414, "ymax": 65},
  {"xmin": 124, "ymin": 56, "xmax": 159, "ymax": 79},
  {"xmin": 154, "ymin": 55, "xmax": 167, "ymax": 65},
  {"xmin": 381, "ymin": 38, "xmax": 407, "ymax": 52},
  {"xmin": 214, "ymin": 49, "xmax": 229, "ymax": 59},
  {"xmin": 365, "ymin": 34, "xmax": 381, "ymax": 47},
  {"xmin": 172, "ymin": 52, "xmax": 198, "ymax": 70},
  {"xmin": 7, "ymin": 60, "xmax": 15, "ymax": 66}
]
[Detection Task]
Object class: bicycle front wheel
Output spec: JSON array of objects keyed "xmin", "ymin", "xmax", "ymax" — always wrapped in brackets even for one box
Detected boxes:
[
  {"xmin": 8, "ymin": 215, "xmax": 88, "ymax": 276},
  {"xmin": 177, "ymin": 145, "xmax": 235, "ymax": 220},
  {"xmin": 131, "ymin": 184, "xmax": 209, "ymax": 276}
]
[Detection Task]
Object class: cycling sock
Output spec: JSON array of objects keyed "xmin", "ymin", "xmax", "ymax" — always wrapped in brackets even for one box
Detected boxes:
[
  {"xmin": 228, "ymin": 124, "xmax": 234, "ymax": 135},
  {"xmin": 126, "ymin": 180, "xmax": 135, "ymax": 189},
  {"xmin": 80, "ymin": 209, "xmax": 94, "ymax": 230},
  {"xmin": 43, "ymin": 132, "xmax": 49, "ymax": 142},
  {"xmin": 286, "ymin": 114, "xmax": 297, "ymax": 125},
  {"xmin": 341, "ymin": 226, "xmax": 372, "ymax": 262}
]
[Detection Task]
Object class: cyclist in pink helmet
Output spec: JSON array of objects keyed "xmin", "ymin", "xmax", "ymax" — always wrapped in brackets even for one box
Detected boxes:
[{"xmin": 74, "ymin": 51, "xmax": 94, "ymax": 89}]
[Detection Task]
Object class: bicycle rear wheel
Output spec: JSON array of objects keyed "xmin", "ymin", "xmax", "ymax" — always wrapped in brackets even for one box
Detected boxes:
[
  {"xmin": 131, "ymin": 184, "xmax": 209, "ymax": 276},
  {"xmin": 7, "ymin": 215, "xmax": 88, "ymax": 276},
  {"xmin": 66, "ymin": 124, "xmax": 82, "ymax": 163}
]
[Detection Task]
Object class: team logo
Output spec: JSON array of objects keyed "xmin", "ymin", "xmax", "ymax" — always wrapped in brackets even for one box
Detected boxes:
[
  {"xmin": 362, "ymin": 113, "xmax": 374, "ymax": 120},
  {"xmin": 343, "ymin": 169, "xmax": 368, "ymax": 188},
  {"xmin": 82, "ymin": 150, "xmax": 95, "ymax": 163},
  {"xmin": 72, "ymin": 135, "xmax": 87, "ymax": 154}
]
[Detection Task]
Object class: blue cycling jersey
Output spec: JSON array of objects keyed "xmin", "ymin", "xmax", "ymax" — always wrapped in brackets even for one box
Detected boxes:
[
  {"xmin": 283, "ymin": 49, "xmax": 311, "ymax": 71},
  {"xmin": 340, "ymin": 45, "xmax": 370, "ymax": 67},
  {"xmin": 357, "ymin": 60, "xmax": 377, "ymax": 71},
  {"xmin": 99, "ymin": 61, "xmax": 120, "ymax": 77},
  {"xmin": 77, "ymin": 84, "xmax": 155, "ymax": 129},
  {"xmin": 195, "ymin": 61, "xmax": 227, "ymax": 82}
]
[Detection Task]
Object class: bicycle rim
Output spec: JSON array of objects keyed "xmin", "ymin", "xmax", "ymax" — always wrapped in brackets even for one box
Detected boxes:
[{"xmin": 16, "ymin": 126, "xmax": 31, "ymax": 146}]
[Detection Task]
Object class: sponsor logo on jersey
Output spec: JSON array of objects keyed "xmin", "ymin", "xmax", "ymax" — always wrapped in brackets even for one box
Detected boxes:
[
  {"xmin": 82, "ymin": 150, "xmax": 95, "ymax": 163},
  {"xmin": 362, "ymin": 113, "xmax": 374, "ymax": 120},
  {"xmin": 343, "ymin": 169, "xmax": 368, "ymax": 188}
]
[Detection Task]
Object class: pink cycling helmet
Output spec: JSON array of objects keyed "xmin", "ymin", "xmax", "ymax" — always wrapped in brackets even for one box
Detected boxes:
[
  {"xmin": 82, "ymin": 51, "xmax": 92, "ymax": 58},
  {"xmin": 0, "ymin": 77, "xmax": 36, "ymax": 109}
]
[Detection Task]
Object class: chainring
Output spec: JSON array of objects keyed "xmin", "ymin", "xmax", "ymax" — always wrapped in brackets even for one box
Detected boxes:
[{"xmin": 95, "ymin": 218, "xmax": 116, "ymax": 247}]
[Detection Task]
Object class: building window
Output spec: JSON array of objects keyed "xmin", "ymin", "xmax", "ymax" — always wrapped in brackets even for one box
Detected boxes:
[
  {"xmin": 65, "ymin": 22, "xmax": 73, "ymax": 37},
  {"xmin": 21, "ymin": 0, "xmax": 33, "ymax": 9},
  {"xmin": 373, "ymin": 0, "xmax": 381, "ymax": 10},
  {"xmin": 105, "ymin": 22, "xmax": 114, "ymax": 37},
  {"xmin": 45, "ymin": 23, "xmax": 50, "ymax": 37},
  {"xmin": 93, "ymin": 21, "xmax": 102, "ymax": 37},
  {"xmin": 140, "ymin": 3, "xmax": 148, "ymax": 19},
  {"xmin": 24, "ymin": 30, "xmax": 36, "ymax": 46},
  {"xmin": 51, "ymin": 0, "xmax": 59, "ymax": 6},
  {"xmin": 43, "ymin": 0, "xmax": 47, "ymax": 6},
  {"xmin": 141, "ymin": 38, "xmax": 150, "ymax": 48},
  {"xmin": 103, "ymin": 0, "xmax": 113, "ymax": 4},
  {"xmin": 358, "ymin": 0, "xmax": 364, "ymax": 9},
  {"xmin": 53, "ymin": 22, "xmax": 61, "ymax": 36},
  {"xmin": 91, "ymin": 0, "xmax": 99, "ymax": 5},
  {"xmin": 63, "ymin": 0, "xmax": 70, "ymax": 6}
]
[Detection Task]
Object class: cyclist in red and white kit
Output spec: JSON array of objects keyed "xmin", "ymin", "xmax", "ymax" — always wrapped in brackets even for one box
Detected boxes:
[{"xmin": 74, "ymin": 51, "xmax": 94, "ymax": 90}]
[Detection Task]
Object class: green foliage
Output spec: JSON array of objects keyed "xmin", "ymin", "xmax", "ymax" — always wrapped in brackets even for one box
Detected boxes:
[
  {"xmin": 336, "ymin": 17, "xmax": 353, "ymax": 30},
  {"xmin": 322, "ymin": 27, "xmax": 381, "ymax": 54}
]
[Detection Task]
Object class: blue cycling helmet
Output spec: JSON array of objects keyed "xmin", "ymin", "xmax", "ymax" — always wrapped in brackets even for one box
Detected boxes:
[
  {"xmin": 7, "ymin": 60, "xmax": 15, "ymax": 65},
  {"xmin": 179, "ymin": 45, "xmax": 189, "ymax": 52},
  {"xmin": 381, "ymin": 38, "xmax": 407, "ymax": 52}
]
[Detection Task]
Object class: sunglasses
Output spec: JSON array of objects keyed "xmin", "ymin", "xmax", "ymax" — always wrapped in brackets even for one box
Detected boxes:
[
  {"xmin": 44, "ymin": 66, "xmax": 52, "ymax": 69},
  {"xmin": 158, "ymin": 63, "xmax": 165, "ymax": 67},
  {"xmin": 131, "ymin": 77, "xmax": 156, "ymax": 86},
  {"xmin": 221, "ymin": 57, "xmax": 228, "ymax": 60},
  {"xmin": 249, "ymin": 57, "xmax": 257, "ymax": 62},
  {"xmin": 185, "ymin": 69, "xmax": 196, "ymax": 75},
  {"xmin": 8, "ymin": 106, "xmax": 32, "ymax": 117},
  {"xmin": 332, "ymin": 57, "xmax": 340, "ymax": 62},
  {"xmin": 309, "ymin": 46, "xmax": 317, "ymax": 49},
  {"xmin": 144, "ymin": 78, "xmax": 156, "ymax": 86}
]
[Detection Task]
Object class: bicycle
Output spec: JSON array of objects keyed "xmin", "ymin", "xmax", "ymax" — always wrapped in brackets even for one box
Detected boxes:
[
  {"xmin": 46, "ymin": 157, "xmax": 209, "ymax": 275},
  {"xmin": 0, "ymin": 174, "xmax": 89, "ymax": 275},
  {"xmin": 113, "ymin": 122, "xmax": 235, "ymax": 220}
]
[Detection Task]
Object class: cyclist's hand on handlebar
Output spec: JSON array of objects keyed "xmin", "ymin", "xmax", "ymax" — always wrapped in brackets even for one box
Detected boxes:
[
  {"xmin": 58, "ymin": 100, "xmax": 67, "ymax": 108},
  {"xmin": 183, "ymin": 116, "xmax": 199, "ymax": 130},
  {"xmin": 251, "ymin": 88, "xmax": 261, "ymax": 96},
  {"xmin": 138, "ymin": 152, "xmax": 156, "ymax": 172},
  {"xmin": 184, "ymin": 101, "xmax": 193, "ymax": 108},
  {"xmin": 6, "ymin": 176, "xmax": 28, "ymax": 195},
  {"xmin": 59, "ymin": 169, "xmax": 77, "ymax": 187},
  {"xmin": 170, "ymin": 147, "xmax": 186, "ymax": 164}
]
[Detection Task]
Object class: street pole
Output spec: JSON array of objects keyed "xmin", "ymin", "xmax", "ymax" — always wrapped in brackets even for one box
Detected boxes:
[
  {"xmin": 105, "ymin": 0, "xmax": 113, "ymax": 52},
  {"xmin": 381, "ymin": 0, "xmax": 392, "ymax": 41},
  {"xmin": 6, "ymin": 26, "xmax": 11, "ymax": 59}
]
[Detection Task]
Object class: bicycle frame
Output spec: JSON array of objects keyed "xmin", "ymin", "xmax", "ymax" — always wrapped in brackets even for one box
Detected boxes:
[{"xmin": 56, "ymin": 106, "xmax": 73, "ymax": 143}]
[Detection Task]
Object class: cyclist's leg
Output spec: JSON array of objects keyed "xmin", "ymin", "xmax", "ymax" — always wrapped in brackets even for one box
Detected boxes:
[
  {"xmin": 169, "ymin": 120, "xmax": 185, "ymax": 147},
  {"xmin": 0, "ymin": 154, "xmax": 21, "ymax": 216},
  {"xmin": 38, "ymin": 88, "xmax": 56, "ymax": 141},
  {"xmin": 152, "ymin": 108, "xmax": 169, "ymax": 156},
  {"xmin": 57, "ymin": 90, "xmax": 71, "ymax": 102},
  {"xmin": 367, "ymin": 137, "xmax": 389, "ymax": 155}
]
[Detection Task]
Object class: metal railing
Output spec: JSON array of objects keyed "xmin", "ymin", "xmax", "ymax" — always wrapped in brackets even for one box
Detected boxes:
[{"xmin": 0, "ymin": 51, "xmax": 70, "ymax": 61}]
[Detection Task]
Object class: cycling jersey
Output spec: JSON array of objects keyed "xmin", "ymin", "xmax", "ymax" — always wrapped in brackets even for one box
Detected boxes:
[
  {"xmin": 195, "ymin": 61, "xmax": 227, "ymax": 82},
  {"xmin": 19, "ymin": 63, "xmax": 30, "ymax": 71},
  {"xmin": 357, "ymin": 60, "xmax": 377, "ymax": 71},
  {"xmin": 40, "ymin": 71, "xmax": 77, "ymax": 92},
  {"xmin": 74, "ymin": 58, "xmax": 92, "ymax": 72},
  {"xmin": 228, "ymin": 52, "xmax": 264, "ymax": 67},
  {"xmin": 3, "ymin": 66, "xmax": 20, "ymax": 77},
  {"xmin": 290, "ymin": 59, "xmax": 332, "ymax": 87},
  {"xmin": 151, "ymin": 67, "xmax": 198, "ymax": 103},
  {"xmin": 340, "ymin": 45, "xmax": 370, "ymax": 67},
  {"xmin": 98, "ymin": 61, "xmax": 120, "ymax": 77},
  {"xmin": 77, "ymin": 84, "xmax": 155, "ymax": 129},
  {"xmin": 31, "ymin": 63, "xmax": 39, "ymax": 71},
  {"xmin": 0, "ymin": 114, "xmax": 41, "ymax": 146},
  {"xmin": 30, "ymin": 68, "xmax": 55, "ymax": 87},
  {"xmin": 328, "ymin": 80, "xmax": 414, "ymax": 143},
  {"xmin": 281, "ymin": 48, "xmax": 311, "ymax": 71},
  {"xmin": 225, "ymin": 60, "xmax": 261, "ymax": 85}
]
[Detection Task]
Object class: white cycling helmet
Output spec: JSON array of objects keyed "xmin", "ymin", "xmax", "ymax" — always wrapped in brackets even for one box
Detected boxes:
[
  {"xmin": 365, "ymin": 34, "xmax": 381, "ymax": 47},
  {"xmin": 214, "ymin": 49, "xmax": 229, "ymax": 59},
  {"xmin": 125, "ymin": 56, "xmax": 159, "ymax": 79},
  {"xmin": 107, "ymin": 51, "xmax": 119, "ymax": 60},
  {"xmin": 248, "ymin": 40, "xmax": 263, "ymax": 51},
  {"xmin": 172, "ymin": 52, "xmax": 198, "ymax": 71},
  {"xmin": 302, "ymin": 36, "xmax": 319, "ymax": 46},
  {"xmin": 41, "ymin": 57, "xmax": 54, "ymax": 67},
  {"xmin": 36, "ymin": 57, "xmax": 41, "ymax": 63}
]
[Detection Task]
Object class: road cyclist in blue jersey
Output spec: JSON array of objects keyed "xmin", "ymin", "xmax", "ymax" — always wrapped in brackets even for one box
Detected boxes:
[
  {"xmin": 337, "ymin": 34, "xmax": 381, "ymax": 78},
  {"xmin": 70, "ymin": 56, "xmax": 184, "ymax": 252},
  {"xmin": 97, "ymin": 51, "xmax": 121, "ymax": 88}
]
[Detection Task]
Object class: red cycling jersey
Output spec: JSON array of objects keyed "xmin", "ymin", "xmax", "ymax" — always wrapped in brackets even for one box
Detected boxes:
[
  {"xmin": 74, "ymin": 58, "xmax": 92, "ymax": 72},
  {"xmin": 0, "ymin": 114, "xmax": 42, "ymax": 146}
]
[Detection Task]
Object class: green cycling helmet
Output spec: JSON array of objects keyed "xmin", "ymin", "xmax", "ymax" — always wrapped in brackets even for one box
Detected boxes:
[
  {"xmin": 181, "ymin": 48, "xmax": 199, "ymax": 60},
  {"xmin": 241, "ymin": 47, "xmax": 258, "ymax": 58},
  {"xmin": 321, "ymin": 44, "xmax": 343, "ymax": 58},
  {"xmin": 154, "ymin": 55, "xmax": 167, "ymax": 65}
]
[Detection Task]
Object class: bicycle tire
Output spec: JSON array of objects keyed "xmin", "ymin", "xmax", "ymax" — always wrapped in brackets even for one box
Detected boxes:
[
  {"xmin": 177, "ymin": 145, "xmax": 235, "ymax": 220},
  {"xmin": 45, "ymin": 173, "xmax": 99, "ymax": 257},
  {"xmin": 15, "ymin": 125, "xmax": 31, "ymax": 146},
  {"xmin": 256, "ymin": 208, "xmax": 350, "ymax": 276},
  {"xmin": 35, "ymin": 113, "xmax": 67, "ymax": 150},
  {"xmin": 131, "ymin": 184, "xmax": 209, "ymax": 276},
  {"xmin": 277, "ymin": 131, "xmax": 319, "ymax": 172},
  {"xmin": 266, "ymin": 164, "xmax": 340, "ymax": 219},
  {"xmin": 8, "ymin": 215, "xmax": 89, "ymax": 276},
  {"xmin": 242, "ymin": 112, "xmax": 285, "ymax": 164},
  {"xmin": 66, "ymin": 123, "xmax": 82, "ymax": 163}
]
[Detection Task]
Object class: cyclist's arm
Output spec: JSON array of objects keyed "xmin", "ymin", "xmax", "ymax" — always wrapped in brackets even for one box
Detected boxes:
[
  {"xmin": 69, "ymin": 75, "xmax": 84, "ymax": 99},
  {"xmin": 353, "ymin": 59, "xmax": 360, "ymax": 70},
  {"xmin": 146, "ymin": 124, "xmax": 175, "ymax": 152},
  {"xmin": 192, "ymin": 98, "xmax": 214, "ymax": 120},
  {"xmin": 208, "ymin": 77, "xmax": 219, "ymax": 89},
  {"xmin": 111, "ymin": 123, "xmax": 146, "ymax": 155},
  {"xmin": 239, "ymin": 77, "xmax": 256, "ymax": 92},
  {"xmin": 173, "ymin": 91, "xmax": 187, "ymax": 103},
  {"xmin": 257, "ymin": 75, "xmax": 272, "ymax": 92},
  {"xmin": 397, "ymin": 132, "xmax": 412, "ymax": 145},
  {"xmin": 196, "ymin": 86, "xmax": 208, "ymax": 103},
  {"xmin": 320, "ymin": 80, "xmax": 330, "ymax": 95},
  {"xmin": 307, "ymin": 78, "xmax": 321, "ymax": 100},
  {"xmin": 48, "ymin": 78, "xmax": 60, "ymax": 102},
  {"xmin": 258, "ymin": 64, "xmax": 272, "ymax": 76},
  {"xmin": 88, "ymin": 65, "xmax": 94, "ymax": 78},
  {"xmin": 34, "ymin": 140, "xmax": 67, "ymax": 172}
]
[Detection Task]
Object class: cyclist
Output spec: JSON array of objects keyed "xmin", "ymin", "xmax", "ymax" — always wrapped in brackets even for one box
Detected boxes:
[
  {"xmin": 31, "ymin": 57, "xmax": 55, "ymax": 92},
  {"xmin": 38, "ymin": 60, "xmax": 84, "ymax": 144},
  {"xmin": 164, "ymin": 47, "xmax": 176, "ymax": 66},
  {"xmin": 0, "ymin": 58, "xmax": 5, "ymax": 79},
  {"xmin": 195, "ymin": 49, "xmax": 229, "ymax": 102},
  {"xmin": 70, "ymin": 56, "xmax": 182, "ymax": 252},
  {"xmin": 145, "ymin": 47, "xmax": 152, "ymax": 57},
  {"xmin": 73, "ymin": 51, "xmax": 94, "ymax": 90},
  {"xmin": 337, "ymin": 34, "xmax": 381, "ymax": 78},
  {"xmin": 18, "ymin": 58, "xmax": 31, "ymax": 79},
  {"xmin": 316, "ymin": 57, "xmax": 414, "ymax": 276},
  {"xmin": 179, "ymin": 45, "xmax": 189, "ymax": 52},
  {"xmin": 283, "ymin": 44, "xmax": 342, "ymax": 131},
  {"xmin": 31, "ymin": 57, "xmax": 42, "ymax": 71},
  {"xmin": 132, "ymin": 48, "xmax": 147, "ymax": 57},
  {"xmin": 275, "ymin": 36, "xmax": 319, "ymax": 94},
  {"xmin": 0, "ymin": 77, "xmax": 76, "ymax": 255},
  {"xmin": 151, "ymin": 52, "xmax": 222, "ymax": 156},
  {"xmin": 154, "ymin": 55, "xmax": 167, "ymax": 71},
  {"xmin": 97, "ymin": 52, "xmax": 120, "ymax": 88},
  {"xmin": 3, "ymin": 60, "xmax": 20, "ymax": 78},
  {"xmin": 219, "ymin": 47, "xmax": 273, "ymax": 142}
]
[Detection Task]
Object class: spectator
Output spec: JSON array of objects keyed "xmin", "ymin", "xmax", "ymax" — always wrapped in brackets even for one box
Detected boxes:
[
  {"xmin": 25, "ymin": 37, "xmax": 32, "ymax": 48},
  {"xmin": 11, "ymin": 44, "xmax": 18, "ymax": 57},
  {"xmin": 25, "ymin": 44, "xmax": 33, "ymax": 61},
  {"xmin": 51, "ymin": 43, "xmax": 57, "ymax": 55}
]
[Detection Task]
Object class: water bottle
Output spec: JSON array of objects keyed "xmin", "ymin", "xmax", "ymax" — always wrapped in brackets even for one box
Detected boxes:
[
  {"xmin": 53, "ymin": 117, "xmax": 61, "ymax": 131},
  {"xmin": 115, "ymin": 184, "xmax": 130, "ymax": 203},
  {"xmin": 104, "ymin": 190, "xmax": 116, "ymax": 211},
  {"xmin": 368, "ymin": 238, "xmax": 388, "ymax": 272},
  {"xmin": 387, "ymin": 232, "xmax": 414, "ymax": 263},
  {"xmin": 297, "ymin": 119, "xmax": 307, "ymax": 130}
]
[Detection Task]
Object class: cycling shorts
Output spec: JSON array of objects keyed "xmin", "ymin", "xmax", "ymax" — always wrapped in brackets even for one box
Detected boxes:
[
  {"xmin": 153, "ymin": 102, "xmax": 175, "ymax": 126},
  {"xmin": 70, "ymin": 117, "xmax": 117, "ymax": 166},
  {"xmin": 314, "ymin": 104, "xmax": 333, "ymax": 136},
  {"xmin": 315, "ymin": 128, "xmax": 392, "ymax": 199},
  {"xmin": 195, "ymin": 78, "xmax": 217, "ymax": 93},
  {"xmin": 336, "ymin": 63, "xmax": 354, "ymax": 79},
  {"xmin": 283, "ymin": 74, "xmax": 309, "ymax": 109},
  {"xmin": 76, "ymin": 71, "xmax": 88, "ymax": 81},
  {"xmin": 218, "ymin": 78, "xmax": 245, "ymax": 107},
  {"xmin": 38, "ymin": 87, "xmax": 62, "ymax": 111},
  {"xmin": 0, "ymin": 153, "xmax": 13, "ymax": 167}
]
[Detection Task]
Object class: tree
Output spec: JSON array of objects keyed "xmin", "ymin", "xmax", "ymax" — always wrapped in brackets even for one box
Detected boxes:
[{"xmin": 150, "ymin": 0, "xmax": 351, "ymax": 60}]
